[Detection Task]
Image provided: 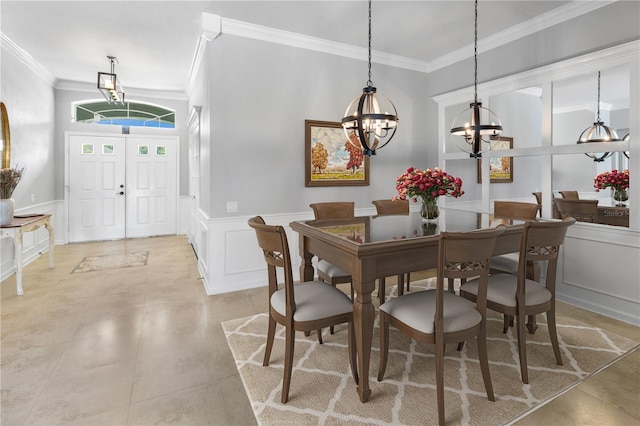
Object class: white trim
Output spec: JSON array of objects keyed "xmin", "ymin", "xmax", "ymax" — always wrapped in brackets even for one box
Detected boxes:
[
  {"xmin": 0, "ymin": 33, "xmax": 56, "ymax": 86},
  {"xmin": 429, "ymin": 0, "xmax": 618, "ymax": 72},
  {"xmin": 433, "ymin": 40, "xmax": 640, "ymax": 106},
  {"xmin": 186, "ymin": 13, "xmax": 221, "ymax": 96},
  {"xmin": 55, "ymin": 80, "xmax": 187, "ymax": 101}
]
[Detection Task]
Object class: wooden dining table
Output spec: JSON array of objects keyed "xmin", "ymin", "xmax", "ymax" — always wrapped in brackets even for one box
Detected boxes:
[{"xmin": 290, "ymin": 209, "xmax": 529, "ymax": 403}]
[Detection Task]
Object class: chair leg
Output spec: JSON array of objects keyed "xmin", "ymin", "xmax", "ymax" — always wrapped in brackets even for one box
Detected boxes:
[
  {"xmin": 457, "ymin": 341, "xmax": 465, "ymax": 351},
  {"xmin": 405, "ymin": 272, "xmax": 411, "ymax": 292},
  {"xmin": 377, "ymin": 312, "xmax": 390, "ymax": 381},
  {"xmin": 397, "ymin": 274, "xmax": 404, "ymax": 296},
  {"xmin": 477, "ymin": 324, "xmax": 495, "ymax": 401},
  {"xmin": 526, "ymin": 314, "xmax": 538, "ymax": 334},
  {"xmin": 378, "ymin": 278, "xmax": 386, "ymax": 303},
  {"xmin": 516, "ymin": 315, "xmax": 529, "ymax": 384},
  {"xmin": 317, "ymin": 328, "xmax": 323, "ymax": 344},
  {"xmin": 547, "ymin": 309, "xmax": 563, "ymax": 366},
  {"xmin": 435, "ymin": 337, "xmax": 446, "ymax": 426},
  {"xmin": 503, "ymin": 314, "xmax": 514, "ymax": 333},
  {"xmin": 348, "ymin": 321, "xmax": 359, "ymax": 385},
  {"xmin": 281, "ymin": 326, "xmax": 296, "ymax": 403},
  {"xmin": 329, "ymin": 326, "xmax": 335, "ymax": 335},
  {"xmin": 263, "ymin": 314, "xmax": 276, "ymax": 366}
]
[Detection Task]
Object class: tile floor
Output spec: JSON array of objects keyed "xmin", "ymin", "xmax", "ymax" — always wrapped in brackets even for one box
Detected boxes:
[{"xmin": 1, "ymin": 235, "xmax": 639, "ymax": 425}]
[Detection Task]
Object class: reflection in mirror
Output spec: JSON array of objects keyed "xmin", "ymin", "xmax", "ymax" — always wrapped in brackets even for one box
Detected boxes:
[
  {"xmin": 489, "ymin": 87, "xmax": 543, "ymax": 150},
  {"xmin": 1, "ymin": 102, "xmax": 10, "ymax": 168},
  {"xmin": 552, "ymin": 66, "xmax": 629, "ymax": 224},
  {"xmin": 552, "ymin": 65, "xmax": 629, "ymax": 149}
]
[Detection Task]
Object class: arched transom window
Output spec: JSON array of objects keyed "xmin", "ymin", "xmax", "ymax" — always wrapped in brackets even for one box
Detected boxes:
[{"xmin": 73, "ymin": 100, "xmax": 175, "ymax": 128}]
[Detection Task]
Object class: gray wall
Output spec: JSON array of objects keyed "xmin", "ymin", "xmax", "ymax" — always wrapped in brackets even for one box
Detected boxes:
[
  {"xmin": 201, "ymin": 34, "xmax": 430, "ymax": 218},
  {"xmin": 0, "ymin": 49, "xmax": 56, "ymax": 208}
]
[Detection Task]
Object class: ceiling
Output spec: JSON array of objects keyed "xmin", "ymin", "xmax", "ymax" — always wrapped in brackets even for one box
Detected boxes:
[{"xmin": 3, "ymin": 0, "xmax": 600, "ymax": 93}]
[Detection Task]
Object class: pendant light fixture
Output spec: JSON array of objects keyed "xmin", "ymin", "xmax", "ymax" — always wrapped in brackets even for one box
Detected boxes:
[
  {"xmin": 97, "ymin": 56, "xmax": 125, "ymax": 105},
  {"xmin": 576, "ymin": 71, "xmax": 621, "ymax": 162},
  {"xmin": 622, "ymin": 133, "xmax": 630, "ymax": 159},
  {"xmin": 341, "ymin": 0, "xmax": 398, "ymax": 156},
  {"xmin": 449, "ymin": 0, "xmax": 502, "ymax": 158}
]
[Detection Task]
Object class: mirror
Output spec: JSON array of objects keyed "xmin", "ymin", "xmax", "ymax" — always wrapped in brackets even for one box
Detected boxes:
[{"xmin": 1, "ymin": 102, "xmax": 10, "ymax": 168}]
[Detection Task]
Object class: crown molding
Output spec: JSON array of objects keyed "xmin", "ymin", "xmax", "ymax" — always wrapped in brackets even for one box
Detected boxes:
[
  {"xmin": 186, "ymin": 13, "xmax": 222, "ymax": 96},
  {"xmin": 1, "ymin": 32, "xmax": 57, "ymax": 87},
  {"xmin": 55, "ymin": 80, "xmax": 187, "ymax": 101},
  {"xmin": 220, "ymin": 16, "xmax": 430, "ymax": 73},
  {"xmin": 433, "ymin": 40, "xmax": 639, "ymax": 106},
  {"xmin": 429, "ymin": 0, "xmax": 617, "ymax": 72}
]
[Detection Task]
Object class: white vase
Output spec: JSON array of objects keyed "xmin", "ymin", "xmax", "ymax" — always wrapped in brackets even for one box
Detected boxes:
[{"xmin": 0, "ymin": 198, "xmax": 15, "ymax": 225}]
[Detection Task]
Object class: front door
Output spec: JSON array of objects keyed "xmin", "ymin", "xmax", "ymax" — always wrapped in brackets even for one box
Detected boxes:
[
  {"xmin": 124, "ymin": 137, "xmax": 178, "ymax": 238},
  {"xmin": 68, "ymin": 135, "xmax": 127, "ymax": 242},
  {"xmin": 67, "ymin": 133, "xmax": 178, "ymax": 242}
]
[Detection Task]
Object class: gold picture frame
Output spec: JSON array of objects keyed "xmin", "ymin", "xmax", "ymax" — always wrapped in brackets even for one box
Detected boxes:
[
  {"xmin": 305, "ymin": 120, "xmax": 369, "ymax": 187},
  {"xmin": 477, "ymin": 136, "xmax": 513, "ymax": 183}
]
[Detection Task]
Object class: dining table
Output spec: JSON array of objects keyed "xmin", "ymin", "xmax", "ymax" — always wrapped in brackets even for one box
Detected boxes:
[{"xmin": 290, "ymin": 208, "xmax": 531, "ymax": 403}]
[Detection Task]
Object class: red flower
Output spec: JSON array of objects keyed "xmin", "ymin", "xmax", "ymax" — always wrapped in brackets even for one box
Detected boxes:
[
  {"xmin": 593, "ymin": 169, "xmax": 629, "ymax": 192},
  {"xmin": 395, "ymin": 167, "xmax": 464, "ymax": 202}
]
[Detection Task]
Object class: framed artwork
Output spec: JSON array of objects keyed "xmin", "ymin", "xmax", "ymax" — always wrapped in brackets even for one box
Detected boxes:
[
  {"xmin": 477, "ymin": 136, "xmax": 513, "ymax": 183},
  {"xmin": 305, "ymin": 119, "xmax": 369, "ymax": 187}
]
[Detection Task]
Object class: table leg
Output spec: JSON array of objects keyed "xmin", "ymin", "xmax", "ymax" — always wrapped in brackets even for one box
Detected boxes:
[
  {"xmin": 353, "ymin": 276, "xmax": 375, "ymax": 403},
  {"xmin": 14, "ymin": 230, "xmax": 24, "ymax": 296},
  {"xmin": 44, "ymin": 218, "xmax": 55, "ymax": 268},
  {"xmin": 298, "ymin": 234, "xmax": 315, "ymax": 282}
]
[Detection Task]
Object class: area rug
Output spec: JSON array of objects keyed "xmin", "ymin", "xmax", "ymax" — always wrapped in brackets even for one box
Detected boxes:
[
  {"xmin": 71, "ymin": 251, "xmax": 149, "ymax": 274},
  {"xmin": 222, "ymin": 279, "xmax": 639, "ymax": 425}
]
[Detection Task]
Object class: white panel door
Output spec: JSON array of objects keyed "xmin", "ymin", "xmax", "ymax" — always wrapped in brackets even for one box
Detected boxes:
[
  {"xmin": 68, "ymin": 135, "xmax": 126, "ymax": 242},
  {"xmin": 125, "ymin": 137, "xmax": 178, "ymax": 238}
]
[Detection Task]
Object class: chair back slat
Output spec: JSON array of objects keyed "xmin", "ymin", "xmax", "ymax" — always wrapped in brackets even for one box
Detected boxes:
[
  {"xmin": 437, "ymin": 226, "xmax": 506, "ymax": 319},
  {"xmin": 517, "ymin": 218, "xmax": 576, "ymax": 292},
  {"xmin": 559, "ymin": 190, "xmax": 579, "ymax": 199},
  {"xmin": 494, "ymin": 201, "xmax": 539, "ymax": 220},
  {"xmin": 248, "ymin": 216, "xmax": 296, "ymax": 311},
  {"xmin": 553, "ymin": 198, "xmax": 598, "ymax": 222},
  {"xmin": 310, "ymin": 202, "xmax": 355, "ymax": 219},
  {"xmin": 372, "ymin": 199, "xmax": 409, "ymax": 215}
]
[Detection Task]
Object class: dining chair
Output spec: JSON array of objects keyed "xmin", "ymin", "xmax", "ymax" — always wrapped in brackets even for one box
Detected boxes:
[
  {"xmin": 559, "ymin": 190, "xmax": 579, "ymax": 199},
  {"xmin": 248, "ymin": 216, "xmax": 358, "ymax": 403},
  {"xmin": 372, "ymin": 199, "xmax": 411, "ymax": 301},
  {"xmin": 490, "ymin": 201, "xmax": 540, "ymax": 277},
  {"xmin": 377, "ymin": 226, "xmax": 506, "ymax": 426},
  {"xmin": 553, "ymin": 198, "xmax": 598, "ymax": 223},
  {"xmin": 459, "ymin": 217, "xmax": 576, "ymax": 384},
  {"xmin": 532, "ymin": 192, "xmax": 543, "ymax": 218},
  {"xmin": 309, "ymin": 202, "xmax": 355, "ymax": 298}
]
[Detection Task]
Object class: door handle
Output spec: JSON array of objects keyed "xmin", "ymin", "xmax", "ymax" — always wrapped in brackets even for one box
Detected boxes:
[{"xmin": 117, "ymin": 191, "xmax": 124, "ymax": 195}]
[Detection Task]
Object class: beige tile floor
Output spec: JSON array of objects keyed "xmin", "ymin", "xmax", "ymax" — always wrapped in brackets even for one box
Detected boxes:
[{"xmin": 1, "ymin": 235, "xmax": 639, "ymax": 425}]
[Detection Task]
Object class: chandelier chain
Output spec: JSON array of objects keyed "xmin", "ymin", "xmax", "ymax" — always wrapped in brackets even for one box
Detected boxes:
[
  {"xmin": 474, "ymin": 0, "xmax": 478, "ymax": 104},
  {"xmin": 596, "ymin": 71, "xmax": 601, "ymax": 121},
  {"xmin": 367, "ymin": 0, "xmax": 372, "ymax": 86}
]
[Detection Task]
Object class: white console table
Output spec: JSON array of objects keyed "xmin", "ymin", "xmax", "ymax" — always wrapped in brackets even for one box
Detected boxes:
[{"xmin": 0, "ymin": 214, "xmax": 54, "ymax": 295}]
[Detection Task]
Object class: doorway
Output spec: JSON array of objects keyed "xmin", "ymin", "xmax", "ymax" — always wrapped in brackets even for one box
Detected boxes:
[{"xmin": 66, "ymin": 133, "xmax": 178, "ymax": 242}]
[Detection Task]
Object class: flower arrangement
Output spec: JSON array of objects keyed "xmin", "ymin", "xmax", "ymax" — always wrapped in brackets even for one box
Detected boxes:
[
  {"xmin": 0, "ymin": 166, "xmax": 25, "ymax": 199},
  {"xmin": 393, "ymin": 166, "xmax": 464, "ymax": 202},
  {"xmin": 593, "ymin": 169, "xmax": 629, "ymax": 192}
]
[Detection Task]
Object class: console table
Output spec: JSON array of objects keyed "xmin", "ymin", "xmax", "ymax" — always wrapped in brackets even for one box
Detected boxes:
[{"xmin": 0, "ymin": 214, "xmax": 54, "ymax": 295}]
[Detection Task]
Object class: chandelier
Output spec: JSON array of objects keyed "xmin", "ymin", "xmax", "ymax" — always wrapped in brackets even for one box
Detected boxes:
[
  {"xmin": 97, "ymin": 56, "xmax": 125, "ymax": 105},
  {"xmin": 576, "ymin": 71, "xmax": 621, "ymax": 162},
  {"xmin": 449, "ymin": 0, "xmax": 503, "ymax": 158},
  {"xmin": 341, "ymin": 0, "xmax": 398, "ymax": 156}
]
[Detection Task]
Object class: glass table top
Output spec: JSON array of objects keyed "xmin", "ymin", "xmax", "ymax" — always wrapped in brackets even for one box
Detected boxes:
[{"xmin": 300, "ymin": 209, "xmax": 526, "ymax": 245}]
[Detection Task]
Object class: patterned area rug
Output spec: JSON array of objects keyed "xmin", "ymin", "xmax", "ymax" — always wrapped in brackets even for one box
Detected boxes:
[
  {"xmin": 222, "ymin": 279, "xmax": 639, "ymax": 426},
  {"xmin": 71, "ymin": 251, "xmax": 149, "ymax": 274}
]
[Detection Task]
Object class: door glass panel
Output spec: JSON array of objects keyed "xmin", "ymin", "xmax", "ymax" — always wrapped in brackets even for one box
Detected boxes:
[
  {"xmin": 138, "ymin": 145, "xmax": 149, "ymax": 155},
  {"xmin": 156, "ymin": 146, "xmax": 167, "ymax": 156},
  {"xmin": 102, "ymin": 144, "xmax": 115, "ymax": 155},
  {"xmin": 81, "ymin": 143, "xmax": 94, "ymax": 154}
]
